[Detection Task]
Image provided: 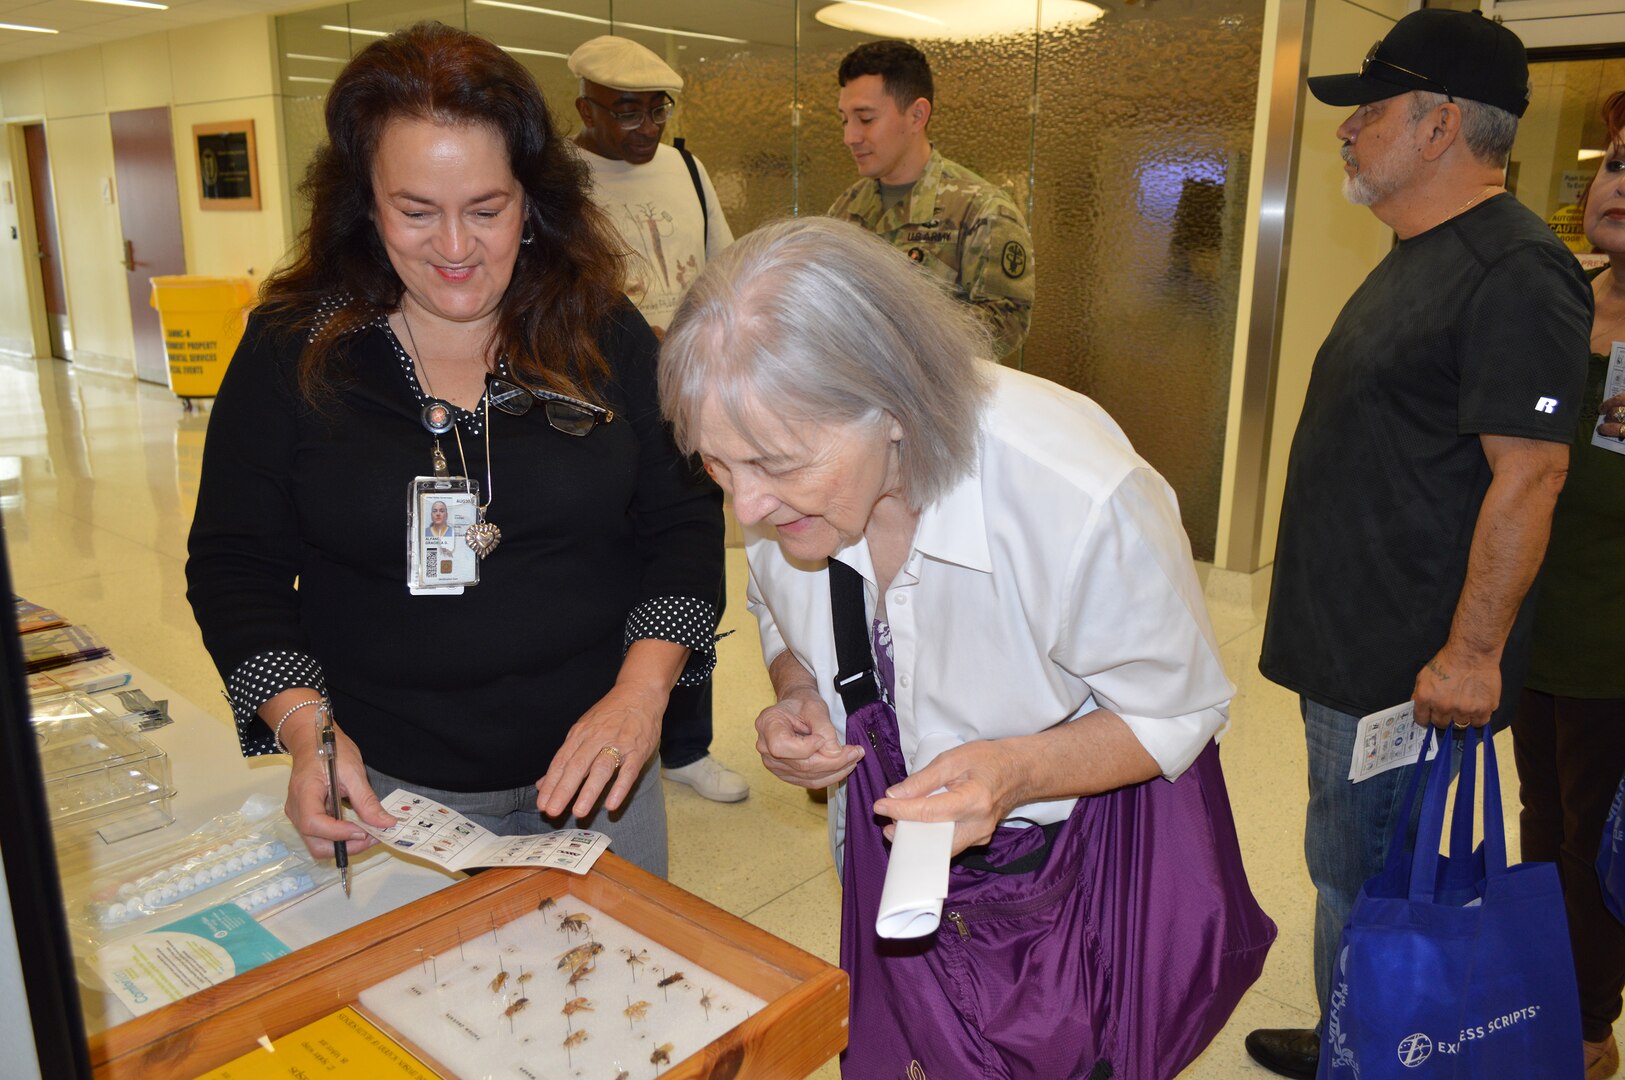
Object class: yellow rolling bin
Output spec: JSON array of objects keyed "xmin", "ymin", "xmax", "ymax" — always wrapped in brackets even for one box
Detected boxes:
[{"xmin": 148, "ymin": 276, "xmax": 254, "ymax": 401}]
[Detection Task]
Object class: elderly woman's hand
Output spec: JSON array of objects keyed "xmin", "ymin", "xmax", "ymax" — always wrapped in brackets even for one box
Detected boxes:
[
  {"xmin": 1598, "ymin": 392, "xmax": 1625, "ymax": 440},
  {"xmin": 536, "ymin": 679, "xmax": 664, "ymax": 819},
  {"xmin": 280, "ymin": 719, "xmax": 391, "ymax": 861},
  {"xmin": 872, "ymin": 740, "xmax": 1025, "ymax": 857},
  {"xmin": 755, "ymin": 686, "xmax": 863, "ymax": 789}
]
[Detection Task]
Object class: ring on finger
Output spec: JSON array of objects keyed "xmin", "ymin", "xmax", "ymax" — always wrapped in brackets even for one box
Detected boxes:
[{"xmin": 598, "ymin": 744, "xmax": 623, "ymax": 770}]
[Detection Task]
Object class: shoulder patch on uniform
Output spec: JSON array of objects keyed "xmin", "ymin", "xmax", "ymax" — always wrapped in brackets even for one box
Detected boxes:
[{"xmin": 1001, "ymin": 240, "xmax": 1027, "ymax": 279}]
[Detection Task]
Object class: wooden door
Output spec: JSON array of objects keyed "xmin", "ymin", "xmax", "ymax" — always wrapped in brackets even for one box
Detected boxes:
[
  {"xmin": 23, "ymin": 123, "xmax": 68, "ymax": 360},
  {"xmin": 110, "ymin": 107, "xmax": 186, "ymax": 385}
]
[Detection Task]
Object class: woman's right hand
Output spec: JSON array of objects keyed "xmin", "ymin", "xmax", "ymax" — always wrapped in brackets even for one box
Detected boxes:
[
  {"xmin": 755, "ymin": 687, "xmax": 863, "ymax": 789},
  {"xmin": 271, "ymin": 698, "xmax": 395, "ymax": 860}
]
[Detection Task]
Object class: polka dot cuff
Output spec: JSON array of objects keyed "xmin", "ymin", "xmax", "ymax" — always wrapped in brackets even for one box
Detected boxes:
[
  {"xmin": 226, "ymin": 650, "xmax": 329, "ymax": 757},
  {"xmin": 623, "ymin": 596, "xmax": 723, "ymax": 685}
]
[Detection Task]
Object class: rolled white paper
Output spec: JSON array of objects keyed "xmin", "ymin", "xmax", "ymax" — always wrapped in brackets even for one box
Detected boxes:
[
  {"xmin": 875, "ymin": 729, "xmax": 963, "ymax": 940},
  {"xmin": 875, "ymin": 817, "xmax": 956, "ymax": 938}
]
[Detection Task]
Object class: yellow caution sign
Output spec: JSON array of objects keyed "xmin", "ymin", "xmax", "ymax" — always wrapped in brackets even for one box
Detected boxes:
[{"xmin": 1546, "ymin": 203, "xmax": 1590, "ymax": 255}]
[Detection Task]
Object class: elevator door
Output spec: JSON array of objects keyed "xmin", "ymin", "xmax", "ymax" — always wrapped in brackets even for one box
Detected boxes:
[
  {"xmin": 110, "ymin": 107, "xmax": 186, "ymax": 385},
  {"xmin": 23, "ymin": 124, "xmax": 68, "ymax": 360}
]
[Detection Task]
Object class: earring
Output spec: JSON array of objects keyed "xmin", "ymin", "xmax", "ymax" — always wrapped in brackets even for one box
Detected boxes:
[{"xmin": 520, "ymin": 231, "xmax": 535, "ymax": 246}]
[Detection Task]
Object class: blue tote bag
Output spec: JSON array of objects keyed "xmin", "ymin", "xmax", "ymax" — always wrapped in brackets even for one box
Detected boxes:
[
  {"xmin": 1318, "ymin": 726, "xmax": 1581, "ymax": 1079},
  {"xmin": 1596, "ymin": 770, "xmax": 1625, "ymax": 925}
]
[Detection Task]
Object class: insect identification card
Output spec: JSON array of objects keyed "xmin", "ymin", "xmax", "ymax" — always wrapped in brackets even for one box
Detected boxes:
[
  {"xmin": 359, "ymin": 789, "xmax": 611, "ymax": 874},
  {"xmin": 1591, "ymin": 342, "xmax": 1625, "ymax": 458},
  {"xmin": 1349, "ymin": 701, "xmax": 1440, "ymax": 783}
]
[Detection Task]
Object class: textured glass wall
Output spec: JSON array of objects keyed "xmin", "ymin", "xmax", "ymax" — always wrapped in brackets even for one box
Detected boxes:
[
  {"xmin": 1027, "ymin": 3, "xmax": 1262, "ymax": 559},
  {"xmin": 272, "ymin": 0, "xmax": 1263, "ymax": 558}
]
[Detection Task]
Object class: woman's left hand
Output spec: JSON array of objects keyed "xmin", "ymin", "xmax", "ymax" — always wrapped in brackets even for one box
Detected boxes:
[
  {"xmin": 536, "ymin": 681, "xmax": 665, "ymax": 819},
  {"xmin": 871, "ymin": 740, "xmax": 1025, "ymax": 857},
  {"xmin": 1598, "ymin": 392, "xmax": 1625, "ymax": 440}
]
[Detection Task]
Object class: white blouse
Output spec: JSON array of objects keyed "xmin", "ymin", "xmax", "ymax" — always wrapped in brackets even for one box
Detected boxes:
[{"xmin": 744, "ymin": 363, "xmax": 1233, "ymax": 860}]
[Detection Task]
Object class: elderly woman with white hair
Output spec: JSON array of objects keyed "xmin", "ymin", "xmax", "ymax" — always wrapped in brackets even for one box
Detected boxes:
[{"xmin": 659, "ymin": 217, "xmax": 1274, "ymax": 1080}]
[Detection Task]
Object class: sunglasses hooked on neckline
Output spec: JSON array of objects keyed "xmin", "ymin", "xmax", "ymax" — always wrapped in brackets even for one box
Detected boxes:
[{"xmin": 485, "ymin": 374, "xmax": 614, "ymax": 437}]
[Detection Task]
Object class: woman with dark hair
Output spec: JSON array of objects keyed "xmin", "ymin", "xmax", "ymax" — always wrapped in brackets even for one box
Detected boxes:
[
  {"xmin": 1513, "ymin": 89, "xmax": 1625, "ymax": 1080},
  {"xmin": 185, "ymin": 22, "xmax": 722, "ymax": 878}
]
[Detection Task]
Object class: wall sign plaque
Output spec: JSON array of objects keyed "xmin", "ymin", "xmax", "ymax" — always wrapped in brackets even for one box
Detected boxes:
[{"xmin": 193, "ymin": 120, "xmax": 260, "ymax": 211}]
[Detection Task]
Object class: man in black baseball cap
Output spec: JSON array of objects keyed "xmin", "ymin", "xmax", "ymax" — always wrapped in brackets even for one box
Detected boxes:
[
  {"xmin": 1307, "ymin": 7, "xmax": 1530, "ymax": 118},
  {"xmin": 1246, "ymin": 9, "xmax": 1591, "ymax": 1079}
]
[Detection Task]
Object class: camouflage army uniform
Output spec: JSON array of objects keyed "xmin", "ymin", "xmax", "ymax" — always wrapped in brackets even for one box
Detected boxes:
[{"xmin": 828, "ymin": 148, "xmax": 1033, "ymax": 358}]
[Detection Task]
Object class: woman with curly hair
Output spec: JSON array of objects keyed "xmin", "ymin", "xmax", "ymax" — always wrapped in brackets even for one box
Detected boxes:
[{"xmin": 185, "ymin": 22, "xmax": 721, "ymax": 878}]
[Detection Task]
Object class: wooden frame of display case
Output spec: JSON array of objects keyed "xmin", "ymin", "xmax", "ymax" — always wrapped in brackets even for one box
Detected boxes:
[{"xmin": 88, "ymin": 854, "xmax": 848, "ymax": 1079}]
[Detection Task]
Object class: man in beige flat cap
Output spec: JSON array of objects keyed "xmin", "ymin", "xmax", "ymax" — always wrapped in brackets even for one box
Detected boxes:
[
  {"xmin": 569, "ymin": 35, "xmax": 734, "ymax": 338},
  {"xmin": 568, "ymin": 35, "xmax": 746, "ymax": 805}
]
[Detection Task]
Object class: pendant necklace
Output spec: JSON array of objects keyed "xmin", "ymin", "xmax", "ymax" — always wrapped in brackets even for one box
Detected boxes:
[{"xmin": 400, "ymin": 306, "xmax": 502, "ymax": 558}]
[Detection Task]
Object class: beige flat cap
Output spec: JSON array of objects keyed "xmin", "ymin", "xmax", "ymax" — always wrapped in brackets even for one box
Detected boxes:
[{"xmin": 567, "ymin": 36, "xmax": 683, "ymax": 94}]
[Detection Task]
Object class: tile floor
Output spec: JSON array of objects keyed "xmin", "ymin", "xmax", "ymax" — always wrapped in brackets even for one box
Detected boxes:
[{"xmin": 2, "ymin": 354, "xmax": 1613, "ymax": 1078}]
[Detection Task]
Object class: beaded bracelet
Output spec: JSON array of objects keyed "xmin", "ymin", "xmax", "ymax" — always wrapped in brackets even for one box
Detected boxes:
[{"xmin": 270, "ymin": 698, "xmax": 324, "ymax": 753}]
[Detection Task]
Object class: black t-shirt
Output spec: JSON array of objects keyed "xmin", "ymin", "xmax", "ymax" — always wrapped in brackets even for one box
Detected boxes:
[{"xmin": 1259, "ymin": 194, "xmax": 1591, "ymax": 721}]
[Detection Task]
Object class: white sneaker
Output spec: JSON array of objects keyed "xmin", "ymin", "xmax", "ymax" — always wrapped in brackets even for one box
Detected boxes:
[{"xmin": 662, "ymin": 755, "xmax": 749, "ymax": 803}]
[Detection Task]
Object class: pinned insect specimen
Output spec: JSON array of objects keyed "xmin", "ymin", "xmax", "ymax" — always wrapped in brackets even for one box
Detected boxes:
[
  {"xmin": 561, "ymin": 1026, "xmax": 589, "ymax": 1066},
  {"xmin": 614, "ymin": 1071, "xmax": 629, "ymax": 1080},
  {"xmin": 537, "ymin": 896, "xmax": 557, "ymax": 913},
  {"xmin": 657, "ymin": 970, "xmax": 685, "ymax": 1001},
  {"xmin": 620, "ymin": 947, "xmax": 649, "ymax": 980},
  {"xmin": 700, "ymin": 988, "xmax": 713, "ymax": 1021},
  {"xmin": 651, "ymin": 1043, "xmax": 674, "ymax": 1067},
  {"xmin": 557, "ymin": 911, "xmax": 591, "ymax": 936},
  {"xmin": 624, "ymin": 999, "xmax": 651, "ymax": 1027},
  {"xmin": 489, "ymin": 966, "xmax": 509, "ymax": 994},
  {"xmin": 503, "ymin": 997, "xmax": 531, "ymax": 1019},
  {"xmin": 557, "ymin": 940, "xmax": 604, "ymax": 970},
  {"xmin": 567, "ymin": 959, "xmax": 596, "ymax": 988},
  {"xmin": 517, "ymin": 970, "xmax": 534, "ymax": 988},
  {"xmin": 562, "ymin": 997, "xmax": 593, "ymax": 1016}
]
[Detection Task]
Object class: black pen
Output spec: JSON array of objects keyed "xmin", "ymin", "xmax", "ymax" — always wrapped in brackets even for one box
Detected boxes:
[{"xmin": 318, "ymin": 702, "xmax": 351, "ymax": 898}]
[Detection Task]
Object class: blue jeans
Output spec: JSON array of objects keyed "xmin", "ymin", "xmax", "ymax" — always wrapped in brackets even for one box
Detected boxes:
[
  {"xmin": 1302, "ymin": 696, "xmax": 1453, "ymax": 1023},
  {"xmin": 365, "ymin": 757, "xmax": 669, "ymax": 879}
]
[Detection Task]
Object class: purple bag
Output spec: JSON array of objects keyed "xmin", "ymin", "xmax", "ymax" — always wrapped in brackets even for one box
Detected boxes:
[{"xmin": 828, "ymin": 561, "xmax": 1275, "ymax": 1080}]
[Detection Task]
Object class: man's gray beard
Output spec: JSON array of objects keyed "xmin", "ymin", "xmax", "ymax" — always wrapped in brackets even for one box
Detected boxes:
[{"xmin": 1343, "ymin": 172, "xmax": 1381, "ymax": 206}]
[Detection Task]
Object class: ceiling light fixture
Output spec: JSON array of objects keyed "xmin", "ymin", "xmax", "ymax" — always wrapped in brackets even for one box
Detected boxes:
[
  {"xmin": 1578, "ymin": 148, "xmax": 1605, "ymax": 161},
  {"xmin": 321, "ymin": 24, "xmax": 389, "ymax": 38},
  {"xmin": 500, "ymin": 45, "xmax": 570, "ymax": 58},
  {"xmin": 472, "ymin": 1, "xmax": 748, "ymax": 44},
  {"xmin": 0, "ymin": 22, "xmax": 58, "ymax": 34},
  {"xmin": 814, "ymin": 0, "xmax": 1104, "ymax": 39},
  {"xmin": 287, "ymin": 75, "xmax": 335, "ymax": 84},
  {"xmin": 286, "ymin": 52, "xmax": 347, "ymax": 64},
  {"xmin": 72, "ymin": 0, "xmax": 168, "ymax": 9},
  {"xmin": 825, "ymin": 0, "xmax": 944, "ymax": 28}
]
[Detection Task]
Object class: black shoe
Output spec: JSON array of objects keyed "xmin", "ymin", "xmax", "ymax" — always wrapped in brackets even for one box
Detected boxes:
[{"xmin": 1245, "ymin": 1028, "xmax": 1319, "ymax": 1079}]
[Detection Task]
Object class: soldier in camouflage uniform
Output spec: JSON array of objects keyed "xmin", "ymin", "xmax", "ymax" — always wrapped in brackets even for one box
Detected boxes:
[{"xmin": 830, "ymin": 41, "xmax": 1033, "ymax": 359}]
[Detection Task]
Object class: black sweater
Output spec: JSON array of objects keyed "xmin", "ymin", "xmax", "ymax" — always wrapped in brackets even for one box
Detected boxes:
[{"xmin": 185, "ymin": 303, "xmax": 723, "ymax": 791}]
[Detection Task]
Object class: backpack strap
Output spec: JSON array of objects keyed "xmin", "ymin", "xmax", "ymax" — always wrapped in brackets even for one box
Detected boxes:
[{"xmin": 672, "ymin": 137, "xmax": 710, "ymax": 249}]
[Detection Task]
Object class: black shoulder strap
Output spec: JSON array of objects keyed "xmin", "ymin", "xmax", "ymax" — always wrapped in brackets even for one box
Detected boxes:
[
  {"xmin": 671, "ymin": 137, "xmax": 710, "ymax": 248},
  {"xmin": 827, "ymin": 560, "xmax": 881, "ymax": 715}
]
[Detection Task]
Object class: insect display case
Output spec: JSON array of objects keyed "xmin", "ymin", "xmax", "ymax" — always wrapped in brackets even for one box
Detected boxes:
[{"xmin": 88, "ymin": 854, "xmax": 849, "ymax": 1079}]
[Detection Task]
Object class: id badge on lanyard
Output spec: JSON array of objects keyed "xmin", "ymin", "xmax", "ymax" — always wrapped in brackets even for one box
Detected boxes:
[{"xmin": 407, "ymin": 476, "xmax": 481, "ymax": 594}]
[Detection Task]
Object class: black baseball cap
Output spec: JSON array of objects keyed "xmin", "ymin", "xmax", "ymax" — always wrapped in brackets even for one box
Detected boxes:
[{"xmin": 1308, "ymin": 9, "xmax": 1530, "ymax": 118}]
